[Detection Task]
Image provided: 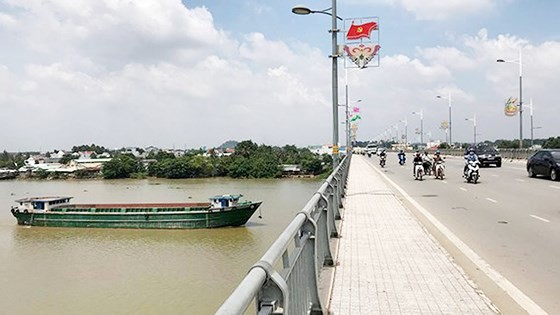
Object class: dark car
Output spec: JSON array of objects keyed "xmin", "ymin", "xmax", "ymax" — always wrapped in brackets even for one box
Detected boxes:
[
  {"xmin": 527, "ymin": 149, "xmax": 560, "ymax": 181},
  {"xmin": 466, "ymin": 146, "xmax": 502, "ymax": 167}
]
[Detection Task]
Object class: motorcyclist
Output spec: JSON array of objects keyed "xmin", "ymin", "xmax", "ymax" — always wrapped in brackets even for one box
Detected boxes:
[
  {"xmin": 421, "ymin": 151, "xmax": 432, "ymax": 174},
  {"xmin": 379, "ymin": 149, "xmax": 387, "ymax": 160},
  {"xmin": 432, "ymin": 150, "xmax": 444, "ymax": 174},
  {"xmin": 378, "ymin": 149, "xmax": 387, "ymax": 167},
  {"xmin": 464, "ymin": 149, "xmax": 479, "ymax": 177},
  {"xmin": 412, "ymin": 151, "xmax": 423, "ymax": 175},
  {"xmin": 397, "ymin": 150, "xmax": 406, "ymax": 164}
]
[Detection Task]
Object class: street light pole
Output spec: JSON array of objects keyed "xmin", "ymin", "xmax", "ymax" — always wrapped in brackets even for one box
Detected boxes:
[
  {"xmin": 412, "ymin": 110, "xmax": 423, "ymax": 144},
  {"xmin": 436, "ymin": 92, "xmax": 452, "ymax": 146},
  {"xmin": 292, "ymin": 1, "xmax": 341, "ymax": 168},
  {"xmin": 528, "ymin": 98, "xmax": 534, "ymax": 148},
  {"xmin": 497, "ymin": 48, "xmax": 523, "ymax": 148},
  {"xmin": 466, "ymin": 115, "xmax": 477, "ymax": 146},
  {"xmin": 331, "ymin": 0, "xmax": 339, "ymax": 167},
  {"xmin": 400, "ymin": 118, "xmax": 408, "ymax": 148}
]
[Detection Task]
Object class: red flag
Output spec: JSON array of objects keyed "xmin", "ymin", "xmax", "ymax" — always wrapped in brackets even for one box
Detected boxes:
[{"xmin": 346, "ymin": 21, "xmax": 378, "ymax": 40}]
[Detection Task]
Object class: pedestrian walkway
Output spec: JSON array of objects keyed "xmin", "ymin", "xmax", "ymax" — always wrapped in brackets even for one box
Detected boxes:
[{"xmin": 328, "ymin": 155, "xmax": 498, "ymax": 314}]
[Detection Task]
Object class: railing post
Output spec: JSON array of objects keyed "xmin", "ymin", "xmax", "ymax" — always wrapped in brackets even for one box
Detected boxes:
[
  {"xmin": 315, "ymin": 192, "xmax": 335, "ymax": 264},
  {"xmin": 251, "ymin": 260, "xmax": 289, "ymax": 314},
  {"xmin": 299, "ymin": 211, "xmax": 325, "ymax": 314}
]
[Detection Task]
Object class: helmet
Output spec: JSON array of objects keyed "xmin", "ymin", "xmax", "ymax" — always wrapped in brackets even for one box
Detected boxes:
[{"xmin": 469, "ymin": 149, "xmax": 475, "ymax": 154}]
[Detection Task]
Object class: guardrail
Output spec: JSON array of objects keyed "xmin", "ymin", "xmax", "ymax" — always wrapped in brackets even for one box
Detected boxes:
[{"xmin": 216, "ymin": 154, "xmax": 351, "ymax": 315}]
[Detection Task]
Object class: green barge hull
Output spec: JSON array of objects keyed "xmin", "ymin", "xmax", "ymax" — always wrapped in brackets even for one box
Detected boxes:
[{"xmin": 11, "ymin": 196, "xmax": 262, "ymax": 229}]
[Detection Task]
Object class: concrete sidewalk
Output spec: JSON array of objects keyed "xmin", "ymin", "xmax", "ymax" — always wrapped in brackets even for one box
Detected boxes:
[{"xmin": 328, "ymin": 155, "xmax": 498, "ymax": 314}]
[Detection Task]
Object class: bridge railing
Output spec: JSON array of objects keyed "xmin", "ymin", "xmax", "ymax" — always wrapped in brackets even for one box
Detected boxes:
[{"xmin": 216, "ymin": 154, "xmax": 351, "ymax": 315}]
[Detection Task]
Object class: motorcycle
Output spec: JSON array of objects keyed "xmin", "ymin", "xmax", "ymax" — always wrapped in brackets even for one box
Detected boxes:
[
  {"xmin": 380, "ymin": 156, "xmax": 386, "ymax": 168},
  {"xmin": 465, "ymin": 160, "xmax": 480, "ymax": 184},
  {"xmin": 414, "ymin": 161, "xmax": 424, "ymax": 180},
  {"xmin": 423, "ymin": 161, "xmax": 432, "ymax": 176},
  {"xmin": 434, "ymin": 160, "xmax": 445, "ymax": 180},
  {"xmin": 398, "ymin": 154, "xmax": 406, "ymax": 165}
]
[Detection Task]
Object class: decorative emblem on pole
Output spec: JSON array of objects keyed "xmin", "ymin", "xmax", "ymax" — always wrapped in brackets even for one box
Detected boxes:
[
  {"xmin": 346, "ymin": 21, "xmax": 378, "ymax": 40},
  {"xmin": 344, "ymin": 44, "xmax": 380, "ymax": 69},
  {"xmin": 343, "ymin": 17, "xmax": 380, "ymax": 69},
  {"xmin": 505, "ymin": 97, "xmax": 518, "ymax": 116}
]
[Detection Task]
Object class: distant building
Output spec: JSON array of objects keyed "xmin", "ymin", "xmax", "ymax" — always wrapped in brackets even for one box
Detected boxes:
[{"xmin": 281, "ymin": 164, "xmax": 302, "ymax": 176}]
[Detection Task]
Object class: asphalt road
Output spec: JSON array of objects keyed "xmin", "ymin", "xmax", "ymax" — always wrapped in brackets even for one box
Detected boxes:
[{"xmin": 363, "ymin": 153, "xmax": 560, "ymax": 314}]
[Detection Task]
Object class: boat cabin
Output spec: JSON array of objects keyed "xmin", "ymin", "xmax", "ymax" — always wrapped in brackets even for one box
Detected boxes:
[
  {"xmin": 209, "ymin": 194, "xmax": 243, "ymax": 209},
  {"xmin": 14, "ymin": 196, "xmax": 73, "ymax": 212}
]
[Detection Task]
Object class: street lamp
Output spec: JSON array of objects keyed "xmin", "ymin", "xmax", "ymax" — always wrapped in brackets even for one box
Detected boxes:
[
  {"xmin": 400, "ymin": 118, "xmax": 408, "ymax": 148},
  {"xmin": 436, "ymin": 92, "xmax": 452, "ymax": 146},
  {"xmin": 465, "ymin": 114, "xmax": 477, "ymax": 146},
  {"xmin": 347, "ymin": 99, "xmax": 361, "ymax": 150},
  {"xmin": 497, "ymin": 48, "xmax": 523, "ymax": 148},
  {"xmin": 293, "ymin": 2, "xmax": 342, "ymax": 167},
  {"xmin": 526, "ymin": 98, "xmax": 537, "ymax": 148},
  {"xmin": 412, "ymin": 110, "xmax": 423, "ymax": 144},
  {"xmin": 340, "ymin": 98, "xmax": 361, "ymax": 150}
]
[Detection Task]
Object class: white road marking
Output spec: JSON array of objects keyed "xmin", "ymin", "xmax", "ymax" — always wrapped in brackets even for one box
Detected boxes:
[
  {"xmin": 459, "ymin": 187, "xmax": 467, "ymax": 192},
  {"xmin": 486, "ymin": 198, "xmax": 498, "ymax": 203},
  {"xmin": 491, "ymin": 174, "xmax": 499, "ymax": 177},
  {"xmin": 549, "ymin": 185, "xmax": 560, "ymax": 190},
  {"xmin": 441, "ymin": 180, "xmax": 448, "ymax": 184},
  {"xmin": 515, "ymin": 179, "xmax": 526, "ymax": 183},
  {"xmin": 530, "ymin": 215, "xmax": 550, "ymax": 223}
]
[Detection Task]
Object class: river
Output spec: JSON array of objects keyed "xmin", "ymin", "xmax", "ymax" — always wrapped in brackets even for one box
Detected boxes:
[{"xmin": 0, "ymin": 177, "xmax": 321, "ymax": 314}]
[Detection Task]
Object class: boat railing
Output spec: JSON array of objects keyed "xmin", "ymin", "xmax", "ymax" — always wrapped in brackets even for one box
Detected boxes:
[{"xmin": 216, "ymin": 153, "xmax": 351, "ymax": 315}]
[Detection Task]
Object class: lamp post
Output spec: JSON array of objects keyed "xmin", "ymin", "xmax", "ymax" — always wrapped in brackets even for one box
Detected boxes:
[
  {"xmin": 497, "ymin": 48, "xmax": 523, "ymax": 148},
  {"xmin": 412, "ymin": 110, "xmax": 423, "ymax": 144},
  {"xmin": 343, "ymin": 91, "xmax": 361, "ymax": 152},
  {"xmin": 436, "ymin": 92, "xmax": 452, "ymax": 146},
  {"xmin": 293, "ymin": 2, "xmax": 342, "ymax": 167},
  {"xmin": 465, "ymin": 114, "xmax": 477, "ymax": 146},
  {"xmin": 400, "ymin": 118, "xmax": 408, "ymax": 148},
  {"xmin": 526, "ymin": 98, "xmax": 537, "ymax": 148}
]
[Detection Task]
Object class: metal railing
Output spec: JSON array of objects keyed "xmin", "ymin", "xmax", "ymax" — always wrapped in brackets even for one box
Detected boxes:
[{"xmin": 216, "ymin": 154, "xmax": 351, "ymax": 315}]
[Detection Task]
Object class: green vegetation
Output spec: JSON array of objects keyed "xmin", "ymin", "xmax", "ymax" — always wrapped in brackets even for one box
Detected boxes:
[
  {"xmin": 102, "ymin": 154, "xmax": 144, "ymax": 179},
  {"xmin": 543, "ymin": 136, "xmax": 560, "ymax": 148},
  {"xmin": 0, "ymin": 151, "xmax": 27, "ymax": 169},
  {"xmin": 72, "ymin": 144, "xmax": 108, "ymax": 154},
  {"xmin": 102, "ymin": 140, "xmax": 330, "ymax": 179}
]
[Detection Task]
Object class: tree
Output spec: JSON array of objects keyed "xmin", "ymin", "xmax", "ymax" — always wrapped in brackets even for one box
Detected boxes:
[
  {"xmin": 147, "ymin": 150, "xmax": 176, "ymax": 161},
  {"xmin": 234, "ymin": 140, "xmax": 258, "ymax": 158},
  {"xmin": 102, "ymin": 154, "xmax": 143, "ymax": 179},
  {"xmin": 59, "ymin": 153, "xmax": 75, "ymax": 165},
  {"xmin": 543, "ymin": 137, "xmax": 560, "ymax": 149}
]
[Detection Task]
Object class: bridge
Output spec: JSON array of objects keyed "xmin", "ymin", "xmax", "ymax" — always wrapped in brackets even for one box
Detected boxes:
[{"xmin": 217, "ymin": 152, "xmax": 557, "ymax": 314}]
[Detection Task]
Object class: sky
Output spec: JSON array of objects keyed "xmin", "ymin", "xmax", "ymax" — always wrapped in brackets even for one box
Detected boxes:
[{"xmin": 1, "ymin": 0, "xmax": 560, "ymax": 152}]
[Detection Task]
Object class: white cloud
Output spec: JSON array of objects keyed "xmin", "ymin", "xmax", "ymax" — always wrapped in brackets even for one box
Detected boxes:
[
  {"xmin": 0, "ymin": 1, "xmax": 558, "ymax": 151},
  {"xmin": 345, "ymin": 0, "xmax": 497, "ymax": 20}
]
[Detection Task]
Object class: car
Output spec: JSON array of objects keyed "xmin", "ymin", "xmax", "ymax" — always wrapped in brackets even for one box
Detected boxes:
[
  {"xmin": 466, "ymin": 146, "xmax": 502, "ymax": 167},
  {"xmin": 527, "ymin": 149, "xmax": 560, "ymax": 181},
  {"xmin": 365, "ymin": 143, "xmax": 377, "ymax": 157},
  {"xmin": 476, "ymin": 146, "xmax": 502, "ymax": 167}
]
